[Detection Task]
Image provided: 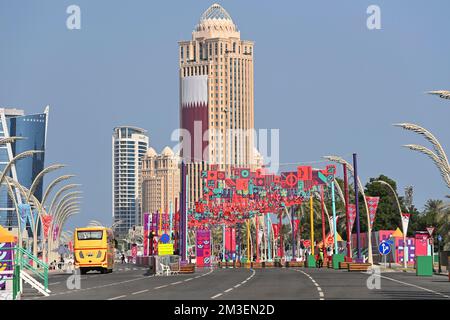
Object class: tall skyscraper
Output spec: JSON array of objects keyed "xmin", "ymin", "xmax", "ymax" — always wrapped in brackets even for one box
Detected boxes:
[
  {"xmin": 0, "ymin": 107, "xmax": 48, "ymax": 227},
  {"xmin": 179, "ymin": 3, "xmax": 255, "ymax": 205},
  {"xmin": 141, "ymin": 146, "xmax": 180, "ymax": 215},
  {"xmin": 112, "ymin": 126, "xmax": 149, "ymax": 237}
]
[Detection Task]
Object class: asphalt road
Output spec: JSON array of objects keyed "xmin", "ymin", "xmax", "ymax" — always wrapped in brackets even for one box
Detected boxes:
[{"xmin": 22, "ymin": 264, "xmax": 450, "ymax": 300}]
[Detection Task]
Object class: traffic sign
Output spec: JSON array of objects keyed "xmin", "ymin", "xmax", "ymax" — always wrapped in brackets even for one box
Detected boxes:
[
  {"xmin": 303, "ymin": 240, "xmax": 311, "ymax": 247},
  {"xmin": 426, "ymin": 227, "xmax": 435, "ymax": 236},
  {"xmin": 437, "ymin": 234, "xmax": 442, "ymax": 242},
  {"xmin": 378, "ymin": 241, "xmax": 391, "ymax": 255},
  {"xmin": 160, "ymin": 233, "xmax": 170, "ymax": 244}
]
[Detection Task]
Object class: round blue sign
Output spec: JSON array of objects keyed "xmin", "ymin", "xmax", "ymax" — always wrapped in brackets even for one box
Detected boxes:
[
  {"xmin": 378, "ymin": 241, "xmax": 391, "ymax": 255},
  {"xmin": 160, "ymin": 234, "xmax": 170, "ymax": 244}
]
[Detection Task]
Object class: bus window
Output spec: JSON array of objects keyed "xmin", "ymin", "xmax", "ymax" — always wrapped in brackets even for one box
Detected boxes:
[{"xmin": 77, "ymin": 230, "xmax": 103, "ymax": 240}]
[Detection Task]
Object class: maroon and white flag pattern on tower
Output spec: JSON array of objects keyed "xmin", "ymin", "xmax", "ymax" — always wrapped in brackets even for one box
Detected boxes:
[
  {"xmin": 348, "ymin": 204, "xmax": 357, "ymax": 233},
  {"xmin": 181, "ymin": 75, "xmax": 209, "ymax": 163},
  {"xmin": 365, "ymin": 196, "xmax": 380, "ymax": 229}
]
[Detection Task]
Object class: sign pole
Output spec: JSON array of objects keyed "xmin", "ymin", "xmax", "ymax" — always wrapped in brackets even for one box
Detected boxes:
[{"xmin": 291, "ymin": 206, "xmax": 296, "ymax": 261}]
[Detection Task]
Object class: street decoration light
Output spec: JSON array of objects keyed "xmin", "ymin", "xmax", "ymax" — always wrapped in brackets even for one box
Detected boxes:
[
  {"xmin": 394, "ymin": 123, "xmax": 450, "ymax": 189},
  {"xmin": 41, "ymin": 175, "xmax": 76, "ymax": 207},
  {"xmin": 428, "ymin": 90, "xmax": 450, "ymax": 100},
  {"xmin": 48, "ymin": 184, "xmax": 82, "ymax": 214},
  {"xmin": 373, "ymin": 180, "xmax": 409, "ymax": 269},
  {"xmin": 27, "ymin": 164, "xmax": 65, "ymax": 201},
  {"xmin": 323, "ymin": 155, "xmax": 373, "ymax": 264}
]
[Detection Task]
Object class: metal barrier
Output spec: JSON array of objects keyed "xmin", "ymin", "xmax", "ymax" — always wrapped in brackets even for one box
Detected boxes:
[{"xmin": 155, "ymin": 255, "xmax": 180, "ymax": 276}]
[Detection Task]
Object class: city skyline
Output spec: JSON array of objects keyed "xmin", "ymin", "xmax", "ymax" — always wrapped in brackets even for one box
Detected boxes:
[{"xmin": 1, "ymin": 0, "xmax": 450, "ymax": 230}]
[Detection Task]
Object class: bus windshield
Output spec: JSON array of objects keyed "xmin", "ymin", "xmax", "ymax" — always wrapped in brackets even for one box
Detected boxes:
[{"xmin": 77, "ymin": 230, "xmax": 103, "ymax": 240}]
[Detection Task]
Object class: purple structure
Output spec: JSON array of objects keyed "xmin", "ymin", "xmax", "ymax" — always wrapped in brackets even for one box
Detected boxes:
[{"xmin": 353, "ymin": 153, "xmax": 362, "ymax": 261}]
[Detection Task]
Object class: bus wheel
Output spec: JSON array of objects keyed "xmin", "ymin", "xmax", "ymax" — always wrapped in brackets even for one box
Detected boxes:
[
  {"xmin": 100, "ymin": 268, "xmax": 106, "ymax": 274},
  {"xmin": 80, "ymin": 268, "xmax": 87, "ymax": 275}
]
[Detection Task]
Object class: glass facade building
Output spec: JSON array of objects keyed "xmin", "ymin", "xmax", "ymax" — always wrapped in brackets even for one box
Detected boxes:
[
  {"xmin": 0, "ymin": 107, "xmax": 48, "ymax": 227},
  {"xmin": 112, "ymin": 126, "xmax": 148, "ymax": 238}
]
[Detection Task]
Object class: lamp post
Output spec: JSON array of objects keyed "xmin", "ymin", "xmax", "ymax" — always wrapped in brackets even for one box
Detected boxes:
[{"xmin": 373, "ymin": 180, "xmax": 408, "ymax": 268}]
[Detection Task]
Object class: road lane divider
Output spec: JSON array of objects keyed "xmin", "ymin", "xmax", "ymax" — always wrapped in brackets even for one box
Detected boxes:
[
  {"xmin": 211, "ymin": 269, "xmax": 256, "ymax": 299},
  {"xmin": 293, "ymin": 269, "xmax": 325, "ymax": 301}
]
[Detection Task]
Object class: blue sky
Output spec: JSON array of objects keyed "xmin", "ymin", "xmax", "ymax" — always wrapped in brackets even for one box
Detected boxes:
[{"xmin": 1, "ymin": 0, "xmax": 450, "ymax": 230}]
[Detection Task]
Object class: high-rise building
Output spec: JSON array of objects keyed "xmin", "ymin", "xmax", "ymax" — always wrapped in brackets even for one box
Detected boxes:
[
  {"xmin": 112, "ymin": 126, "xmax": 149, "ymax": 238},
  {"xmin": 0, "ymin": 107, "xmax": 48, "ymax": 227},
  {"xmin": 179, "ymin": 3, "xmax": 255, "ymax": 205},
  {"xmin": 141, "ymin": 146, "xmax": 180, "ymax": 215}
]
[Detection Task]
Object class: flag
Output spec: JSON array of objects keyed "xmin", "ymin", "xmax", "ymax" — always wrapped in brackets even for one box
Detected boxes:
[
  {"xmin": 365, "ymin": 196, "xmax": 380, "ymax": 229},
  {"xmin": 42, "ymin": 215, "xmax": 52, "ymax": 239},
  {"xmin": 348, "ymin": 204, "xmax": 357, "ymax": 233},
  {"xmin": 401, "ymin": 213, "xmax": 410, "ymax": 235}
]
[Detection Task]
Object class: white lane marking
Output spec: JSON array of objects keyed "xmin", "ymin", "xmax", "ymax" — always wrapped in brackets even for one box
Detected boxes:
[
  {"xmin": 234, "ymin": 284, "xmax": 241, "ymax": 288},
  {"xmin": 210, "ymin": 269, "xmax": 256, "ymax": 299},
  {"xmin": 155, "ymin": 285, "xmax": 168, "ymax": 289},
  {"xmin": 184, "ymin": 278, "xmax": 193, "ymax": 282},
  {"xmin": 368, "ymin": 273, "xmax": 450, "ymax": 299},
  {"xmin": 108, "ymin": 295, "xmax": 126, "ymax": 300},
  {"xmin": 49, "ymin": 282, "xmax": 61, "ymax": 285},
  {"xmin": 132, "ymin": 289, "xmax": 148, "ymax": 295},
  {"xmin": 295, "ymin": 269, "xmax": 325, "ymax": 300},
  {"xmin": 171, "ymin": 281, "xmax": 182, "ymax": 285}
]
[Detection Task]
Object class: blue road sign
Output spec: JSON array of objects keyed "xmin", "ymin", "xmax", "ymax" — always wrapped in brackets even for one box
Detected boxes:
[
  {"xmin": 378, "ymin": 241, "xmax": 391, "ymax": 255},
  {"xmin": 160, "ymin": 233, "xmax": 170, "ymax": 244},
  {"xmin": 437, "ymin": 234, "xmax": 442, "ymax": 242}
]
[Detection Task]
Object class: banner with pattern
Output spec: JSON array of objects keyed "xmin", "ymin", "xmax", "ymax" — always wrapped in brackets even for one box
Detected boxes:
[
  {"xmin": 365, "ymin": 196, "xmax": 380, "ymax": 229},
  {"xmin": 348, "ymin": 204, "xmax": 357, "ymax": 233}
]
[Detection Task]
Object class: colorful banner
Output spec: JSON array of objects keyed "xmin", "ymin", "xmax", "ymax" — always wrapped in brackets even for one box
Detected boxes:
[
  {"xmin": 18, "ymin": 204, "xmax": 31, "ymax": 232},
  {"xmin": 0, "ymin": 242, "xmax": 13, "ymax": 290},
  {"xmin": 42, "ymin": 215, "xmax": 52, "ymax": 239},
  {"xmin": 401, "ymin": 213, "xmax": 410, "ymax": 236},
  {"xmin": 53, "ymin": 225, "xmax": 59, "ymax": 242},
  {"xmin": 272, "ymin": 224, "xmax": 279, "ymax": 240},
  {"xmin": 365, "ymin": 196, "xmax": 380, "ymax": 229},
  {"xmin": 348, "ymin": 204, "xmax": 357, "ymax": 233},
  {"xmin": 196, "ymin": 229, "xmax": 211, "ymax": 267},
  {"xmin": 144, "ymin": 213, "xmax": 150, "ymax": 256}
]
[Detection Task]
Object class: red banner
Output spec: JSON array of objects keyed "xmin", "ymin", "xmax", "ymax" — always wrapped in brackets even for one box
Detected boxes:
[
  {"xmin": 272, "ymin": 224, "xmax": 279, "ymax": 240},
  {"xmin": 348, "ymin": 204, "xmax": 357, "ymax": 233},
  {"xmin": 42, "ymin": 215, "xmax": 52, "ymax": 239},
  {"xmin": 365, "ymin": 196, "xmax": 380, "ymax": 229}
]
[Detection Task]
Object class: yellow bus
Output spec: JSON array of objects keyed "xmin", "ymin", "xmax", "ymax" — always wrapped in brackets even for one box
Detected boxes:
[{"xmin": 74, "ymin": 227, "xmax": 114, "ymax": 274}]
